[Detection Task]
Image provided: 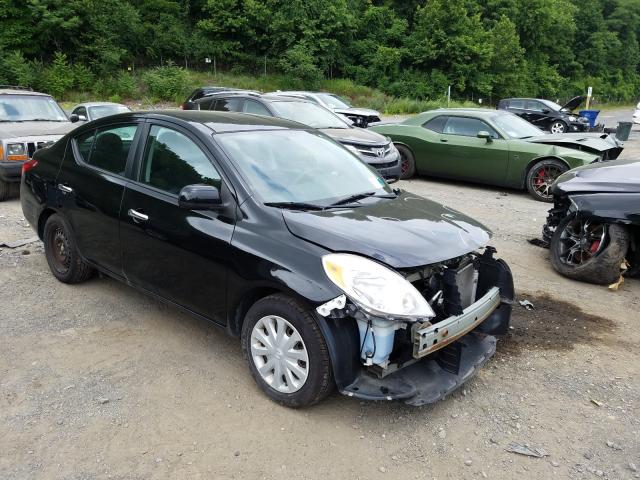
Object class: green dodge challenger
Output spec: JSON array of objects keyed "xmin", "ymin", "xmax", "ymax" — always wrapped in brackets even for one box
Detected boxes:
[{"xmin": 369, "ymin": 109, "xmax": 623, "ymax": 201}]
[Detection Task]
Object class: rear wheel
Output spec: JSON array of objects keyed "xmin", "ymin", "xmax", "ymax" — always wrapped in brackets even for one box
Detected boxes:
[
  {"xmin": 43, "ymin": 214, "xmax": 95, "ymax": 284},
  {"xmin": 241, "ymin": 294, "xmax": 334, "ymax": 408},
  {"xmin": 550, "ymin": 214, "xmax": 629, "ymax": 285},
  {"xmin": 396, "ymin": 144, "xmax": 416, "ymax": 180},
  {"xmin": 526, "ymin": 159, "xmax": 567, "ymax": 202},
  {"xmin": 549, "ymin": 120, "xmax": 567, "ymax": 134}
]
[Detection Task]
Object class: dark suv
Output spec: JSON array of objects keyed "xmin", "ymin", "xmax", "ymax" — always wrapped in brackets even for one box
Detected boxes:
[
  {"xmin": 497, "ymin": 96, "xmax": 588, "ymax": 133},
  {"xmin": 21, "ymin": 110, "xmax": 513, "ymax": 407},
  {"xmin": 180, "ymin": 86, "xmax": 246, "ymax": 110},
  {"xmin": 194, "ymin": 92, "xmax": 401, "ymax": 180}
]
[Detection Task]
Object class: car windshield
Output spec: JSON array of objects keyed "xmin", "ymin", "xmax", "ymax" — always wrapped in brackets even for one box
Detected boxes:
[
  {"xmin": 270, "ymin": 101, "xmax": 349, "ymax": 129},
  {"xmin": 541, "ymin": 99, "xmax": 563, "ymax": 111},
  {"xmin": 316, "ymin": 93, "xmax": 352, "ymax": 109},
  {"xmin": 0, "ymin": 95, "xmax": 68, "ymax": 122},
  {"xmin": 491, "ymin": 113, "xmax": 545, "ymax": 139},
  {"xmin": 89, "ymin": 105, "xmax": 130, "ymax": 120},
  {"xmin": 216, "ymin": 129, "xmax": 390, "ymax": 204}
]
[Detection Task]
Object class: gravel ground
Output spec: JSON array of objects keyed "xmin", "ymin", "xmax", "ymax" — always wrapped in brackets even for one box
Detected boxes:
[{"xmin": 1, "ymin": 115, "xmax": 639, "ymax": 480}]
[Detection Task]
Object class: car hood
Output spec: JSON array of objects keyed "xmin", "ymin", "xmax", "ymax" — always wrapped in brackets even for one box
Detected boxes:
[
  {"xmin": 0, "ymin": 121, "xmax": 75, "ymax": 140},
  {"xmin": 320, "ymin": 127, "xmax": 388, "ymax": 146},
  {"xmin": 332, "ymin": 107, "xmax": 380, "ymax": 118},
  {"xmin": 553, "ymin": 158, "xmax": 640, "ymax": 194},
  {"xmin": 526, "ymin": 132, "xmax": 621, "ymax": 152},
  {"xmin": 561, "ymin": 95, "xmax": 585, "ymax": 112},
  {"xmin": 282, "ymin": 191, "xmax": 492, "ymax": 269}
]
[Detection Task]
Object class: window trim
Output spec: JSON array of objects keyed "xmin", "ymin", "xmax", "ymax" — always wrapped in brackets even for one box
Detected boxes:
[
  {"xmin": 441, "ymin": 115, "xmax": 503, "ymax": 140},
  {"xmin": 71, "ymin": 121, "xmax": 143, "ymax": 178}
]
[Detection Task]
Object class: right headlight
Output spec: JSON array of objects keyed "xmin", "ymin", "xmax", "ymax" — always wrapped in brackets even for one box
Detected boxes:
[{"xmin": 322, "ymin": 253, "xmax": 435, "ymax": 320}]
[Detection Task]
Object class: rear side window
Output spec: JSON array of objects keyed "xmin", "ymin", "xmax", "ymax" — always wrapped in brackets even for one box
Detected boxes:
[
  {"xmin": 443, "ymin": 117, "xmax": 499, "ymax": 139},
  {"xmin": 139, "ymin": 125, "xmax": 221, "ymax": 195},
  {"xmin": 213, "ymin": 98, "xmax": 241, "ymax": 112},
  {"xmin": 423, "ymin": 115, "xmax": 448, "ymax": 133},
  {"xmin": 508, "ymin": 99, "xmax": 525, "ymax": 109},
  {"xmin": 243, "ymin": 100, "xmax": 271, "ymax": 116},
  {"xmin": 525, "ymin": 100, "xmax": 544, "ymax": 112},
  {"xmin": 75, "ymin": 124, "xmax": 138, "ymax": 175}
]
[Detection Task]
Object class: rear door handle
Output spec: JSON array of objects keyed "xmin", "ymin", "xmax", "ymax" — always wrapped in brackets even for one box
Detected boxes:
[
  {"xmin": 58, "ymin": 184, "xmax": 73, "ymax": 194},
  {"xmin": 128, "ymin": 209, "xmax": 149, "ymax": 222},
  {"xmin": 440, "ymin": 138, "xmax": 448, "ymax": 142}
]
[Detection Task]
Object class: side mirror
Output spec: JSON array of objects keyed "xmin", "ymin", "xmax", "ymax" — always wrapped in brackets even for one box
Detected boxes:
[
  {"xmin": 541, "ymin": 108, "xmax": 550, "ymax": 114},
  {"xmin": 178, "ymin": 184, "xmax": 222, "ymax": 210},
  {"xmin": 69, "ymin": 114, "xmax": 79, "ymax": 123},
  {"xmin": 477, "ymin": 131, "xmax": 493, "ymax": 142}
]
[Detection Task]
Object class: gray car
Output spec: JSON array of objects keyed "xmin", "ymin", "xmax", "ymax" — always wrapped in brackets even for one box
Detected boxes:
[
  {"xmin": 268, "ymin": 91, "xmax": 381, "ymax": 127},
  {"xmin": 194, "ymin": 92, "xmax": 401, "ymax": 180},
  {"xmin": 0, "ymin": 86, "xmax": 76, "ymax": 200},
  {"xmin": 69, "ymin": 102, "xmax": 130, "ymax": 123}
]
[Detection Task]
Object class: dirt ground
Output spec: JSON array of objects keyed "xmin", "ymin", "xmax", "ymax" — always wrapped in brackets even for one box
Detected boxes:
[{"xmin": 1, "ymin": 116, "xmax": 639, "ymax": 480}]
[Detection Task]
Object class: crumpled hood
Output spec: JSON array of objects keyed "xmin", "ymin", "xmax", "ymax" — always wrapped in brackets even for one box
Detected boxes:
[
  {"xmin": 553, "ymin": 158, "xmax": 640, "ymax": 194},
  {"xmin": 561, "ymin": 95, "xmax": 585, "ymax": 112},
  {"xmin": 320, "ymin": 127, "xmax": 388, "ymax": 146},
  {"xmin": 282, "ymin": 192, "xmax": 491, "ymax": 269},
  {"xmin": 0, "ymin": 121, "xmax": 75, "ymax": 140},
  {"xmin": 526, "ymin": 132, "xmax": 621, "ymax": 152},
  {"xmin": 333, "ymin": 107, "xmax": 380, "ymax": 118}
]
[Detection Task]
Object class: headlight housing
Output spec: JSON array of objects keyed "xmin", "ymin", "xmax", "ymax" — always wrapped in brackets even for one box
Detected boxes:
[
  {"xmin": 7, "ymin": 143, "xmax": 28, "ymax": 161},
  {"xmin": 322, "ymin": 253, "xmax": 435, "ymax": 320},
  {"xmin": 567, "ymin": 115, "xmax": 576, "ymax": 122}
]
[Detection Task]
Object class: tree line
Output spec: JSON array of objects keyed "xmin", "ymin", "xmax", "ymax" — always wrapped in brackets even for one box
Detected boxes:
[{"xmin": 1, "ymin": 0, "xmax": 639, "ymax": 102}]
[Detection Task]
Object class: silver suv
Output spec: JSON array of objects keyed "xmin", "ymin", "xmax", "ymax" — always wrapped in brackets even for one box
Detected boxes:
[{"xmin": 0, "ymin": 86, "xmax": 76, "ymax": 200}]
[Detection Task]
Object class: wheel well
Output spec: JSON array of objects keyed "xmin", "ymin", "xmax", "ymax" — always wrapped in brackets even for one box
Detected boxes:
[
  {"xmin": 521, "ymin": 157, "xmax": 571, "ymax": 188},
  {"xmin": 37, "ymin": 208, "xmax": 57, "ymax": 240},
  {"xmin": 228, "ymin": 287, "xmax": 282, "ymax": 337}
]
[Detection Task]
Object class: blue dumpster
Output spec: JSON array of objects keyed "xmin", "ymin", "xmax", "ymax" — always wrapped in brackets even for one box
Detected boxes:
[{"xmin": 579, "ymin": 109, "xmax": 600, "ymax": 128}]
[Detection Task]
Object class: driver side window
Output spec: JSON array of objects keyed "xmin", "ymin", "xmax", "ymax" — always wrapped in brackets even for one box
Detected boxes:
[{"xmin": 443, "ymin": 117, "xmax": 499, "ymax": 139}]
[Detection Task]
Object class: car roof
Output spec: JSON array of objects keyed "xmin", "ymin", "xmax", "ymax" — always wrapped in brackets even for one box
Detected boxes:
[
  {"xmin": 88, "ymin": 110, "xmax": 309, "ymax": 133},
  {"xmin": 0, "ymin": 88, "xmax": 51, "ymax": 97},
  {"xmin": 428, "ymin": 108, "xmax": 504, "ymax": 118},
  {"xmin": 72, "ymin": 102, "xmax": 129, "ymax": 108},
  {"xmin": 195, "ymin": 92, "xmax": 313, "ymax": 104}
]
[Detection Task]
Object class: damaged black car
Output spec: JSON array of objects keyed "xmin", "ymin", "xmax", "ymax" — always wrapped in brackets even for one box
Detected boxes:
[
  {"xmin": 21, "ymin": 111, "xmax": 514, "ymax": 407},
  {"xmin": 542, "ymin": 158, "xmax": 640, "ymax": 284}
]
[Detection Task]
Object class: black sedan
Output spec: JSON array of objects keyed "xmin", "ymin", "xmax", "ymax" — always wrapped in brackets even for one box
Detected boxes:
[
  {"xmin": 21, "ymin": 111, "xmax": 513, "ymax": 407},
  {"xmin": 497, "ymin": 96, "xmax": 588, "ymax": 133}
]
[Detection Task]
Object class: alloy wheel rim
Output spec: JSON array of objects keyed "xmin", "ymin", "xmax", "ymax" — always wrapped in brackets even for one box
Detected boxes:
[
  {"xmin": 400, "ymin": 152, "xmax": 409, "ymax": 175},
  {"xmin": 558, "ymin": 218, "xmax": 607, "ymax": 265},
  {"xmin": 250, "ymin": 315, "xmax": 309, "ymax": 394},
  {"xmin": 551, "ymin": 122, "xmax": 565, "ymax": 134},
  {"xmin": 532, "ymin": 165, "xmax": 563, "ymax": 198}
]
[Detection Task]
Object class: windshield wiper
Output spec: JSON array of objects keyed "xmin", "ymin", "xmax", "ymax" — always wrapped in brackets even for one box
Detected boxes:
[
  {"xmin": 329, "ymin": 191, "xmax": 396, "ymax": 207},
  {"xmin": 23, "ymin": 118, "xmax": 66, "ymax": 122},
  {"xmin": 264, "ymin": 201, "xmax": 326, "ymax": 211}
]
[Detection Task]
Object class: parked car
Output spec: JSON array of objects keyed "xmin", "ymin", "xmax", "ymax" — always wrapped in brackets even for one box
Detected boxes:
[
  {"xmin": 0, "ymin": 86, "xmax": 76, "ymax": 201},
  {"xmin": 180, "ymin": 86, "xmax": 244, "ymax": 110},
  {"xmin": 633, "ymin": 101, "xmax": 640, "ymax": 125},
  {"xmin": 268, "ymin": 91, "xmax": 381, "ymax": 127},
  {"xmin": 369, "ymin": 109, "xmax": 623, "ymax": 201},
  {"xmin": 497, "ymin": 96, "xmax": 588, "ymax": 133},
  {"xmin": 21, "ymin": 110, "xmax": 514, "ymax": 407},
  {"xmin": 193, "ymin": 92, "xmax": 401, "ymax": 180},
  {"xmin": 69, "ymin": 102, "xmax": 130, "ymax": 123},
  {"xmin": 541, "ymin": 158, "xmax": 640, "ymax": 284}
]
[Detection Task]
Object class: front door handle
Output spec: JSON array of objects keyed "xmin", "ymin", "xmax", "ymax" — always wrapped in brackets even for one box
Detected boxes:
[
  {"xmin": 58, "ymin": 184, "xmax": 73, "ymax": 194},
  {"xmin": 440, "ymin": 138, "xmax": 448, "ymax": 142},
  {"xmin": 128, "ymin": 209, "xmax": 149, "ymax": 222}
]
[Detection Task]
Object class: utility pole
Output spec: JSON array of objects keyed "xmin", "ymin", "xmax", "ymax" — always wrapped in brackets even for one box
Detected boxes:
[{"xmin": 447, "ymin": 86, "xmax": 451, "ymax": 107}]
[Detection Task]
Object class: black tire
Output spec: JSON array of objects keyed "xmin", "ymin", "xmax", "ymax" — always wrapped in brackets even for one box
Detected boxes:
[
  {"xmin": 549, "ymin": 120, "xmax": 567, "ymax": 134},
  {"xmin": 550, "ymin": 214, "xmax": 629, "ymax": 285},
  {"xmin": 525, "ymin": 159, "xmax": 568, "ymax": 202},
  {"xmin": 396, "ymin": 144, "xmax": 416, "ymax": 179},
  {"xmin": 43, "ymin": 214, "xmax": 95, "ymax": 284},
  {"xmin": 0, "ymin": 180, "xmax": 9, "ymax": 201},
  {"xmin": 241, "ymin": 293, "xmax": 334, "ymax": 408}
]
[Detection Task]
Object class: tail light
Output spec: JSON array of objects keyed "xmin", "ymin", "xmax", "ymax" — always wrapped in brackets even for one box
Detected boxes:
[{"xmin": 22, "ymin": 159, "xmax": 38, "ymax": 175}]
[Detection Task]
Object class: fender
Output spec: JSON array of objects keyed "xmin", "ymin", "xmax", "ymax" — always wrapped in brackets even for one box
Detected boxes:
[{"xmin": 569, "ymin": 192, "xmax": 640, "ymax": 225}]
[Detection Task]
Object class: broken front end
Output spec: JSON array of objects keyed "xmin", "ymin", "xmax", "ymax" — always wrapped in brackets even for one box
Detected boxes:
[{"xmin": 317, "ymin": 247, "xmax": 514, "ymax": 406}]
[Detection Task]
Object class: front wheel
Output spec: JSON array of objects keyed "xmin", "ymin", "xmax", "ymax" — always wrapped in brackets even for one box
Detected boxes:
[
  {"xmin": 549, "ymin": 120, "xmax": 567, "ymax": 134},
  {"xmin": 241, "ymin": 294, "xmax": 334, "ymax": 407},
  {"xmin": 525, "ymin": 159, "xmax": 567, "ymax": 202},
  {"xmin": 550, "ymin": 214, "xmax": 629, "ymax": 285},
  {"xmin": 396, "ymin": 144, "xmax": 416, "ymax": 179}
]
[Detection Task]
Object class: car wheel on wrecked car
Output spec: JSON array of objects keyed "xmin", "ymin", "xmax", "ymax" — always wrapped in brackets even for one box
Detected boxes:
[
  {"xmin": 550, "ymin": 214, "xmax": 630, "ymax": 285},
  {"xmin": 44, "ymin": 214, "xmax": 95, "ymax": 284},
  {"xmin": 549, "ymin": 120, "xmax": 567, "ymax": 134},
  {"xmin": 396, "ymin": 144, "xmax": 416, "ymax": 179},
  {"xmin": 241, "ymin": 294, "xmax": 334, "ymax": 408},
  {"xmin": 526, "ymin": 159, "xmax": 568, "ymax": 202}
]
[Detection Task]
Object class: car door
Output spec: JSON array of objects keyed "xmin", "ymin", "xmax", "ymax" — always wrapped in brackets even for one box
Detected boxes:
[
  {"xmin": 56, "ymin": 122, "xmax": 142, "ymax": 277},
  {"xmin": 119, "ymin": 121, "xmax": 235, "ymax": 323},
  {"xmin": 524, "ymin": 100, "xmax": 550, "ymax": 129},
  {"xmin": 430, "ymin": 116, "xmax": 510, "ymax": 185}
]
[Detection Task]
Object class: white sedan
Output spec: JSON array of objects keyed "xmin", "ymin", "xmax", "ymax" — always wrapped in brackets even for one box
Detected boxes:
[{"xmin": 634, "ymin": 101, "xmax": 640, "ymax": 124}]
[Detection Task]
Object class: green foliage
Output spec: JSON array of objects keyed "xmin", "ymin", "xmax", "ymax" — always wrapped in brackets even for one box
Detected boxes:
[
  {"xmin": 143, "ymin": 66, "xmax": 189, "ymax": 101},
  {"xmin": 0, "ymin": 51, "xmax": 36, "ymax": 87},
  {"xmin": 42, "ymin": 52, "xmax": 74, "ymax": 98}
]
